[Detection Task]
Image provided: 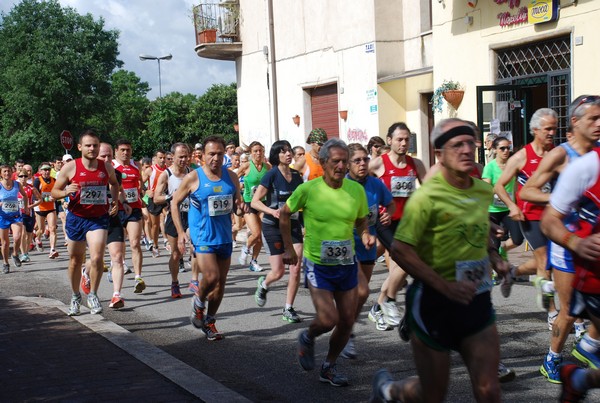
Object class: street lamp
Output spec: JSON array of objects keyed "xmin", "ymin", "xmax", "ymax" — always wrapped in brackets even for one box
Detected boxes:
[{"xmin": 139, "ymin": 53, "xmax": 173, "ymax": 98}]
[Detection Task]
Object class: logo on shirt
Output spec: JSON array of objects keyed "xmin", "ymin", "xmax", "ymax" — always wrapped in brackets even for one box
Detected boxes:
[
  {"xmin": 79, "ymin": 172, "xmax": 87, "ymax": 177},
  {"xmin": 389, "ymin": 170, "xmax": 396, "ymax": 175},
  {"xmin": 213, "ymin": 186, "xmax": 222, "ymax": 193},
  {"xmin": 530, "ymin": 159, "xmax": 539, "ymax": 164},
  {"xmin": 98, "ymin": 172, "xmax": 106, "ymax": 179}
]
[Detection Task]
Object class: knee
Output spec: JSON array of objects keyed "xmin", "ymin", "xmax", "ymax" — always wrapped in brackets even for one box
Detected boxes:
[
  {"xmin": 357, "ymin": 285, "xmax": 369, "ymax": 306},
  {"xmin": 474, "ymin": 379, "xmax": 500, "ymax": 403}
]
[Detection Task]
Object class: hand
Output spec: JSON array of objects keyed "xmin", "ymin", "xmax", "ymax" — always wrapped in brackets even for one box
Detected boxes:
[
  {"xmin": 573, "ymin": 233, "xmax": 600, "ymax": 260},
  {"xmin": 379, "ymin": 211, "xmax": 391, "ymax": 226},
  {"xmin": 282, "ymin": 248, "xmax": 298, "ymax": 266},
  {"xmin": 123, "ymin": 203, "xmax": 132, "ymax": 216},
  {"xmin": 443, "ymin": 280, "xmax": 477, "ymax": 305},
  {"xmin": 177, "ymin": 234, "xmax": 190, "ymax": 254},
  {"xmin": 109, "ymin": 202, "xmax": 118, "ymax": 216},
  {"xmin": 271, "ymin": 208, "xmax": 281, "ymax": 219},
  {"xmin": 65, "ymin": 183, "xmax": 79, "ymax": 195},
  {"xmin": 361, "ymin": 232, "xmax": 376, "ymax": 250},
  {"xmin": 490, "ymin": 254, "xmax": 510, "ymax": 278},
  {"xmin": 147, "ymin": 190, "xmax": 154, "ymax": 198},
  {"xmin": 508, "ymin": 205, "xmax": 524, "ymax": 221}
]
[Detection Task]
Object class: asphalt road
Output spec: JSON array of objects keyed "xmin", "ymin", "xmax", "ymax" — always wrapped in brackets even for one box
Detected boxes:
[{"xmin": 2, "ymin": 231, "xmax": 599, "ymax": 402}]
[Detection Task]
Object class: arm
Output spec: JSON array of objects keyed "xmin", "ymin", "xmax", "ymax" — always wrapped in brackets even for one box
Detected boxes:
[
  {"xmin": 520, "ymin": 148, "xmax": 565, "ymax": 204},
  {"xmin": 143, "ymin": 167, "xmax": 154, "ymax": 198},
  {"xmin": 17, "ymin": 182, "xmax": 29, "ymax": 214},
  {"xmin": 368, "ymin": 156, "xmax": 384, "ymax": 177},
  {"xmin": 494, "ymin": 150, "xmax": 525, "ymax": 221},
  {"xmin": 30, "ymin": 187, "xmax": 42, "ymax": 208},
  {"xmin": 228, "ymin": 170, "xmax": 245, "ymax": 215},
  {"xmin": 171, "ymin": 171, "xmax": 197, "ymax": 254},
  {"xmin": 414, "ymin": 158, "xmax": 427, "ymax": 184},
  {"xmin": 51, "ymin": 164, "xmax": 78, "ymax": 200},
  {"xmin": 236, "ymin": 162, "xmax": 249, "ymax": 179},
  {"xmin": 279, "ymin": 203, "xmax": 298, "ymax": 265},
  {"xmin": 106, "ymin": 163, "xmax": 120, "ymax": 216},
  {"xmin": 355, "ymin": 216, "xmax": 376, "ymax": 250},
  {"xmin": 251, "ymin": 185, "xmax": 278, "ymax": 217},
  {"xmin": 422, "ymin": 162, "xmax": 441, "ymax": 183},
  {"xmin": 153, "ymin": 171, "xmax": 169, "ymax": 204}
]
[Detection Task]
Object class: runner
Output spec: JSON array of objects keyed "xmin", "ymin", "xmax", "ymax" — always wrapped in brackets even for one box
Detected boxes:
[
  {"xmin": 237, "ymin": 141, "xmax": 271, "ymax": 272},
  {"xmin": 143, "ymin": 149, "xmax": 167, "ymax": 257},
  {"xmin": 52, "ymin": 129, "xmax": 119, "ymax": 315},
  {"xmin": 113, "ymin": 139, "xmax": 146, "ymax": 294},
  {"xmin": 251, "ymin": 140, "xmax": 304, "ymax": 323},
  {"xmin": 223, "ymin": 141, "xmax": 236, "ymax": 169},
  {"xmin": 33, "ymin": 162, "xmax": 59, "ymax": 258},
  {"xmin": 171, "ymin": 135, "xmax": 244, "ymax": 341},
  {"xmin": 16, "ymin": 168, "xmax": 41, "ymax": 263},
  {"xmin": 281, "ymin": 138, "xmax": 375, "ymax": 386},
  {"xmin": 291, "ymin": 146, "xmax": 305, "ymax": 170},
  {"xmin": 0, "ymin": 164, "xmax": 28, "ymax": 273},
  {"xmin": 293, "ymin": 128, "xmax": 327, "ymax": 181},
  {"xmin": 366, "ymin": 136, "xmax": 385, "ymax": 160},
  {"xmin": 370, "ymin": 118, "xmax": 508, "ymax": 402},
  {"xmin": 56, "ymin": 154, "xmax": 73, "ymax": 246}
]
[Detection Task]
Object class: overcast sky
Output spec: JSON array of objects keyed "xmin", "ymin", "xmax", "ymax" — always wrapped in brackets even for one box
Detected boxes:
[{"xmin": 0, "ymin": 0, "xmax": 237, "ymax": 99}]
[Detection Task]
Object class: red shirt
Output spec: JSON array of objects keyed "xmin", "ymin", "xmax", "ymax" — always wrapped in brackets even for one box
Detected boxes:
[
  {"xmin": 113, "ymin": 160, "xmax": 142, "ymax": 209},
  {"xmin": 67, "ymin": 159, "xmax": 110, "ymax": 218},
  {"xmin": 379, "ymin": 153, "xmax": 418, "ymax": 221},
  {"xmin": 516, "ymin": 143, "xmax": 553, "ymax": 221},
  {"xmin": 149, "ymin": 164, "xmax": 166, "ymax": 192},
  {"xmin": 18, "ymin": 183, "xmax": 33, "ymax": 216}
]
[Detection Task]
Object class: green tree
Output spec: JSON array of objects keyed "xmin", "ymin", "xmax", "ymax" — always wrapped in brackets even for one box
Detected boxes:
[
  {"xmin": 192, "ymin": 83, "xmax": 238, "ymax": 145},
  {"xmin": 0, "ymin": 0, "xmax": 121, "ymax": 164}
]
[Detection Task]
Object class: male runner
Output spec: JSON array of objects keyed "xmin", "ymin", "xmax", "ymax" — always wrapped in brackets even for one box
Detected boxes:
[
  {"xmin": 33, "ymin": 162, "xmax": 59, "ymax": 258},
  {"xmin": 144, "ymin": 149, "xmax": 167, "ymax": 257},
  {"xmin": 293, "ymin": 128, "xmax": 327, "ymax": 181}
]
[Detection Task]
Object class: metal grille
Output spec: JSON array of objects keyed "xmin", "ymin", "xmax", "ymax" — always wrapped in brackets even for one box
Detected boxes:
[
  {"xmin": 497, "ymin": 37, "xmax": 570, "ymax": 80},
  {"xmin": 549, "ymin": 73, "xmax": 570, "ymax": 144}
]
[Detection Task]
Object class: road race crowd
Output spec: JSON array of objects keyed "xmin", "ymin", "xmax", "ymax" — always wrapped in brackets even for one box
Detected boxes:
[{"xmin": 2, "ymin": 95, "xmax": 600, "ymax": 402}]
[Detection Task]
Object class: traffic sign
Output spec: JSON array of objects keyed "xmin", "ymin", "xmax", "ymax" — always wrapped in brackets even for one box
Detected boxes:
[{"xmin": 60, "ymin": 130, "xmax": 73, "ymax": 150}]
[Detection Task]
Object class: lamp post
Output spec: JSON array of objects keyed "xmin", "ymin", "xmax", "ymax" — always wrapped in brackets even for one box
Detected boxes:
[{"xmin": 139, "ymin": 53, "xmax": 173, "ymax": 98}]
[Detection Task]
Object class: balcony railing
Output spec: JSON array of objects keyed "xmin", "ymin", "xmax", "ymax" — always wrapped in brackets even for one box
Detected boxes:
[{"xmin": 193, "ymin": 1, "xmax": 240, "ymax": 45}]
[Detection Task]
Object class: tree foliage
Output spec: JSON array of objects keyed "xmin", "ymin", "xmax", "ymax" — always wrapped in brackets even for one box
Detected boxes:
[{"xmin": 192, "ymin": 83, "xmax": 238, "ymax": 145}]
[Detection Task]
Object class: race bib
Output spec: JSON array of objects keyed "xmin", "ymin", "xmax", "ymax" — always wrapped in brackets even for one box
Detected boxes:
[
  {"xmin": 180, "ymin": 197, "xmax": 190, "ymax": 213},
  {"xmin": 208, "ymin": 194, "xmax": 233, "ymax": 216},
  {"xmin": 124, "ymin": 187, "xmax": 139, "ymax": 203},
  {"xmin": 2, "ymin": 200, "xmax": 18, "ymax": 213},
  {"xmin": 80, "ymin": 186, "xmax": 107, "ymax": 205},
  {"xmin": 367, "ymin": 204, "xmax": 378, "ymax": 227},
  {"xmin": 455, "ymin": 257, "xmax": 492, "ymax": 295},
  {"xmin": 492, "ymin": 194, "xmax": 508, "ymax": 208},
  {"xmin": 391, "ymin": 176, "xmax": 415, "ymax": 198},
  {"xmin": 320, "ymin": 239, "xmax": 354, "ymax": 265},
  {"xmin": 18, "ymin": 199, "xmax": 25, "ymax": 210}
]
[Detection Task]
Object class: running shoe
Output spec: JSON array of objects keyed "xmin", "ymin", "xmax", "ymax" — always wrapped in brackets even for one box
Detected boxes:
[
  {"xmin": 144, "ymin": 239, "xmax": 153, "ymax": 251},
  {"xmin": 540, "ymin": 354, "xmax": 562, "ymax": 384},
  {"xmin": 380, "ymin": 301, "xmax": 401, "ymax": 327},
  {"xmin": 152, "ymin": 246, "xmax": 160, "ymax": 258},
  {"xmin": 19, "ymin": 253, "xmax": 30, "ymax": 263},
  {"xmin": 2, "ymin": 263, "xmax": 9, "ymax": 274},
  {"xmin": 238, "ymin": 246, "xmax": 251, "ymax": 266},
  {"xmin": 574, "ymin": 322, "xmax": 588, "ymax": 345},
  {"xmin": 370, "ymin": 368, "xmax": 394, "ymax": 403},
  {"xmin": 68, "ymin": 293, "xmax": 82, "ymax": 316},
  {"xmin": 109, "ymin": 295, "xmax": 124, "ymax": 309},
  {"xmin": 572, "ymin": 342, "xmax": 600, "ymax": 369},
  {"xmin": 282, "ymin": 307, "xmax": 301, "ymax": 323},
  {"xmin": 11, "ymin": 255, "xmax": 21, "ymax": 268},
  {"xmin": 368, "ymin": 305, "xmax": 393, "ymax": 331},
  {"xmin": 123, "ymin": 262, "xmax": 132, "ymax": 274},
  {"xmin": 559, "ymin": 363, "xmax": 588, "ymax": 403},
  {"xmin": 80, "ymin": 267, "xmax": 91, "ymax": 295},
  {"xmin": 48, "ymin": 249, "xmax": 59, "ymax": 259},
  {"xmin": 249, "ymin": 259, "xmax": 264, "ymax": 272},
  {"xmin": 202, "ymin": 319, "xmax": 224, "ymax": 341},
  {"xmin": 498, "ymin": 362, "xmax": 516, "ymax": 383},
  {"xmin": 340, "ymin": 334, "xmax": 357, "ymax": 360},
  {"xmin": 534, "ymin": 277, "xmax": 553, "ymax": 311},
  {"xmin": 178, "ymin": 258, "xmax": 187, "ymax": 273},
  {"xmin": 107, "ymin": 270, "xmax": 113, "ymax": 283},
  {"xmin": 297, "ymin": 330, "xmax": 315, "ymax": 371},
  {"xmin": 254, "ymin": 276, "xmax": 268, "ymax": 307},
  {"xmin": 188, "ymin": 280, "xmax": 199, "ymax": 294},
  {"xmin": 190, "ymin": 297, "xmax": 205, "ymax": 328},
  {"xmin": 35, "ymin": 240, "xmax": 43, "ymax": 252},
  {"xmin": 87, "ymin": 293, "xmax": 103, "ymax": 314},
  {"xmin": 376, "ymin": 255, "xmax": 386, "ymax": 264},
  {"xmin": 134, "ymin": 277, "xmax": 146, "ymax": 293},
  {"xmin": 398, "ymin": 315, "xmax": 410, "ymax": 342},
  {"xmin": 171, "ymin": 281, "xmax": 182, "ymax": 299},
  {"xmin": 319, "ymin": 364, "xmax": 349, "ymax": 387},
  {"xmin": 232, "ymin": 240, "xmax": 238, "ymax": 249}
]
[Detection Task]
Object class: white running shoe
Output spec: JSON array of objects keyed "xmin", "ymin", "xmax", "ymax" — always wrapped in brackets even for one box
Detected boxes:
[
  {"xmin": 368, "ymin": 305, "xmax": 393, "ymax": 331},
  {"xmin": 249, "ymin": 260, "xmax": 264, "ymax": 272},
  {"xmin": 238, "ymin": 246, "xmax": 251, "ymax": 266},
  {"xmin": 380, "ymin": 300, "xmax": 402, "ymax": 327}
]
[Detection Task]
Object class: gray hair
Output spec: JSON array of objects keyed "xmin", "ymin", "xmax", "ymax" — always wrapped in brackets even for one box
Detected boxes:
[
  {"xmin": 430, "ymin": 118, "xmax": 468, "ymax": 148},
  {"xmin": 569, "ymin": 95, "xmax": 600, "ymax": 120},
  {"xmin": 529, "ymin": 108, "xmax": 557, "ymax": 135},
  {"xmin": 170, "ymin": 142, "xmax": 190, "ymax": 154},
  {"xmin": 318, "ymin": 138, "xmax": 349, "ymax": 164}
]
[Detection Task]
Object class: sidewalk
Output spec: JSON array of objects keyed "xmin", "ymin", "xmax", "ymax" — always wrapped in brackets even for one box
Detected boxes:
[{"xmin": 0, "ymin": 296, "xmax": 249, "ymax": 402}]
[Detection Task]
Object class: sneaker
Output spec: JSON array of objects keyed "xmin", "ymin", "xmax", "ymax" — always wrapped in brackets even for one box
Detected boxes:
[
  {"xmin": 123, "ymin": 262, "xmax": 132, "ymax": 274},
  {"xmin": 190, "ymin": 298, "xmax": 205, "ymax": 328},
  {"xmin": 35, "ymin": 240, "xmax": 43, "ymax": 252},
  {"xmin": 107, "ymin": 270, "xmax": 113, "ymax": 283},
  {"xmin": 238, "ymin": 246, "xmax": 251, "ymax": 266},
  {"xmin": 249, "ymin": 259, "xmax": 264, "ymax": 272},
  {"xmin": 319, "ymin": 364, "xmax": 349, "ymax": 387},
  {"xmin": 171, "ymin": 282, "xmax": 182, "ymax": 299},
  {"xmin": 255, "ymin": 276, "xmax": 268, "ymax": 307},
  {"xmin": 560, "ymin": 363, "xmax": 588, "ymax": 403},
  {"xmin": 152, "ymin": 246, "xmax": 159, "ymax": 258},
  {"xmin": 572, "ymin": 342, "xmax": 600, "ymax": 369},
  {"xmin": 11, "ymin": 255, "xmax": 21, "ymax": 268},
  {"xmin": 368, "ymin": 306, "xmax": 393, "ymax": 331},
  {"xmin": 370, "ymin": 368, "xmax": 394, "ymax": 403},
  {"xmin": 298, "ymin": 330, "xmax": 315, "ymax": 371},
  {"xmin": 189, "ymin": 280, "xmax": 199, "ymax": 294},
  {"xmin": 68, "ymin": 293, "xmax": 82, "ymax": 316},
  {"xmin": 48, "ymin": 249, "xmax": 59, "ymax": 259},
  {"xmin": 398, "ymin": 315, "xmax": 410, "ymax": 342},
  {"xmin": 202, "ymin": 319, "xmax": 224, "ymax": 341},
  {"xmin": 500, "ymin": 269, "xmax": 514, "ymax": 298},
  {"xmin": 134, "ymin": 277, "xmax": 146, "ymax": 293},
  {"xmin": 340, "ymin": 334, "xmax": 357, "ymax": 360},
  {"xmin": 19, "ymin": 253, "xmax": 30, "ymax": 263},
  {"xmin": 144, "ymin": 239, "xmax": 152, "ymax": 251},
  {"xmin": 178, "ymin": 259, "xmax": 187, "ymax": 273},
  {"xmin": 282, "ymin": 307, "xmax": 301, "ymax": 323},
  {"xmin": 380, "ymin": 301, "xmax": 401, "ymax": 327},
  {"xmin": 498, "ymin": 362, "xmax": 516, "ymax": 383},
  {"xmin": 2, "ymin": 263, "xmax": 9, "ymax": 274},
  {"xmin": 540, "ymin": 354, "xmax": 562, "ymax": 384},
  {"xmin": 376, "ymin": 255, "xmax": 386, "ymax": 264},
  {"xmin": 87, "ymin": 293, "xmax": 103, "ymax": 314},
  {"xmin": 534, "ymin": 277, "xmax": 553, "ymax": 311},
  {"xmin": 109, "ymin": 295, "xmax": 124, "ymax": 309},
  {"xmin": 80, "ymin": 267, "xmax": 91, "ymax": 295},
  {"xmin": 574, "ymin": 323, "xmax": 588, "ymax": 345}
]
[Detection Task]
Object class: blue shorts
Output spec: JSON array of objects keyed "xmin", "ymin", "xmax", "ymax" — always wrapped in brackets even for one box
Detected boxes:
[
  {"xmin": 23, "ymin": 215, "xmax": 35, "ymax": 233},
  {"xmin": 66, "ymin": 213, "xmax": 109, "ymax": 242},
  {"xmin": 0, "ymin": 213, "xmax": 23, "ymax": 229},
  {"xmin": 194, "ymin": 243, "xmax": 233, "ymax": 259},
  {"xmin": 304, "ymin": 257, "xmax": 358, "ymax": 292},
  {"xmin": 119, "ymin": 208, "xmax": 143, "ymax": 226},
  {"xmin": 548, "ymin": 240, "xmax": 574, "ymax": 273}
]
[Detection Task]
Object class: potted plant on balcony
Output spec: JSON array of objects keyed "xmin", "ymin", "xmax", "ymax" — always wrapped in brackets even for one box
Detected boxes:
[
  {"xmin": 193, "ymin": 10, "xmax": 218, "ymax": 44},
  {"xmin": 432, "ymin": 80, "xmax": 465, "ymax": 113}
]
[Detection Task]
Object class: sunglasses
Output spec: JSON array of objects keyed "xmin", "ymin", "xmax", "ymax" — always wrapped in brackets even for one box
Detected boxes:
[
  {"xmin": 574, "ymin": 95, "xmax": 600, "ymax": 114},
  {"xmin": 351, "ymin": 157, "xmax": 370, "ymax": 164},
  {"xmin": 372, "ymin": 144, "xmax": 382, "ymax": 149},
  {"xmin": 18, "ymin": 175, "xmax": 27, "ymax": 178},
  {"xmin": 497, "ymin": 146, "xmax": 510, "ymax": 151},
  {"xmin": 41, "ymin": 168, "xmax": 51, "ymax": 171}
]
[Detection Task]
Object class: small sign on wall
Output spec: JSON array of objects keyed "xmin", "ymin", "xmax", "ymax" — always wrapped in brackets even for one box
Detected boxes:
[{"xmin": 528, "ymin": 0, "xmax": 559, "ymax": 24}]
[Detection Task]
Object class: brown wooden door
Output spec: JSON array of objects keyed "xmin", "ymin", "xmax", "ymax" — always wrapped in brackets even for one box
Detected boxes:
[{"xmin": 310, "ymin": 84, "xmax": 339, "ymax": 139}]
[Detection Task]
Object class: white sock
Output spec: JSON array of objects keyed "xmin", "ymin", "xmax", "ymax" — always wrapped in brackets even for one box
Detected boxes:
[
  {"xmin": 285, "ymin": 303, "xmax": 292, "ymax": 310},
  {"xmin": 261, "ymin": 279, "xmax": 268, "ymax": 290},
  {"xmin": 580, "ymin": 334, "xmax": 600, "ymax": 353},
  {"xmin": 382, "ymin": 382, "xmax": 393, "ymax": 401},
  {"xmin": 543, "ymin": 281, "xmax": 555, "ymax": 293}
]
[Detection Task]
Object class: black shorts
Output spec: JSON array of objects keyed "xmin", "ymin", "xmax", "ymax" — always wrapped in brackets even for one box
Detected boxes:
[
  {"xmin": 244, "ymin": 201, "xmax": 258, "ymax": 215},
  {"xmin": 164, "ymin": 213, "xmax": 189, "ymax": 238},
  {"xmin": 107, "ymin": 215, "xmax": 124, "ymax": 244},
  {"xmin": 23, "ymin": 215, "xmax": 35, "ymax": 233},
  {"xmin": 569, "ymin": 288, "xmax": 600, "ymax": 320},
  {"xmin": 489, "ymin": 211, "xmax": 524, "ymax": 248},
  {"xmin": 375, "ymin": 219, "xmax": 400, "ymax": 251},
  {"xmin": 261, "ymin": 220, "xmax": 302, "ymax": 256},
  {"xmin": 35, "ymin": 210, "xmax": 55, "ymax": 218},
  {"xmin": 119, "ymin": 208, "xmax": 143, "ymax": 226},
  {"xmin": 406, "ymin": 281, "xmax": 495, "ymax": 352},
  {"xmin": 519, "ymin": 220, "xmax": 547, "ymax": 250},
  {"xmin": 147, "ymin": 198, "xmax": 166, "ymax": 216}
]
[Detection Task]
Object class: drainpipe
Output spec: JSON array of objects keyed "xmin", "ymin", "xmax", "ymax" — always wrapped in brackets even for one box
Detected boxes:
[{"xmin": 267, "ymin": 0, "xmax": 279, "ymax": 141}]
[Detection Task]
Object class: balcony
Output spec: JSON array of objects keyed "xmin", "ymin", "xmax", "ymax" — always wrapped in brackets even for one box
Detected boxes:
[{"xmin": 193, "ymin": 1, "xmax": 242, "ymax": 61}]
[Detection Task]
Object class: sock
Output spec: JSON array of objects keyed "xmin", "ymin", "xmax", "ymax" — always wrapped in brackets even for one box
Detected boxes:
[
  {"xmin": 113, "ymin": 292, "xmax": 120, "ymax": 297},
  {"xmin": 580, "ymin": 334, "xmax": 600, "ymax": 353},
  {"xmin": 382, "ymin": 382, "xmax": 393, "ymax": 402},
  {"xmin": 385, "ymin": 297, "xmax": 396, "ymax": 303},
  {"xmin": 543, "ymin": 281, "xmax": 555, "ymax": 293},
  {"xmin": 261, "ymin": 279, "xmax": 268, "ymax": 290},
  {"xmin": 193, "ymin": 295, "xmax": 205, "ymax": 309},
  {"xmin": 547, "ymin": 349, "xmax": 561, "ymax": 361},
  {"xmin": 72, "ymin": 292, "xmax": 81, "ymax": 298},
  {"xmin": 285, "ymin": 303, "xmax": 292, "ymax": 310},
  {"xmin": 571, "ymin": 367, "xmax": 590, "ymax": 392},
  {"xmin": 135, "ymin": 274, "xmax": 141, "ymax": 280}
]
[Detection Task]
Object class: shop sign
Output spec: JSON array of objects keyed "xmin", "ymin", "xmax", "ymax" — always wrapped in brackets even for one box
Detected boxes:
[
  {"xmin": 495, "ymin": 0, "xmax": 528, "ymax": 27},
  {"xmin": 528, "ymin": 0, "xmax": 559, "ymax": 24}
]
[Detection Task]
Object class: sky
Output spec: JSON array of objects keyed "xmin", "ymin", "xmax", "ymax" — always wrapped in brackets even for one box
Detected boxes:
[{"xmin": 0, "ymin": 0, "xmax": 237, "ymax": 99}]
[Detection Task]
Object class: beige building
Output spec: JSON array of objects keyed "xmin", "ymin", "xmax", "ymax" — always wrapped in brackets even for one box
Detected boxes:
[{"xmin": 194, "ymin": 0, "xmax": 436, "ymax": 164}]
